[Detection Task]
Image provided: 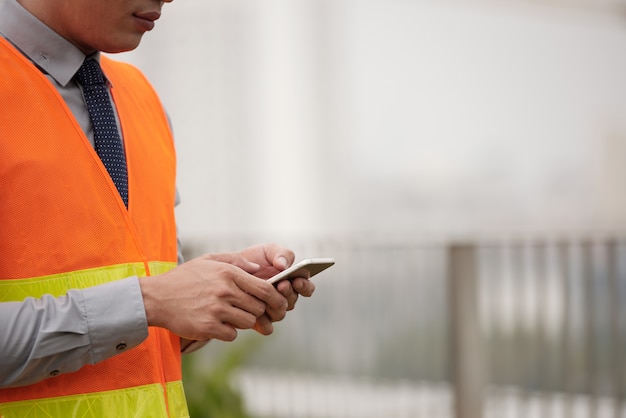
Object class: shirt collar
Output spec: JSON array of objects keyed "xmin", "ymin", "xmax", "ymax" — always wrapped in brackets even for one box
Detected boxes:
[{"xmin": 0, "ymin": 0, "xmax": 100, "ymax": 87}]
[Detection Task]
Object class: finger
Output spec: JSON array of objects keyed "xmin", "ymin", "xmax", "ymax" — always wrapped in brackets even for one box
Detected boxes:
[
  {"xmin": 290, "ymin": 277, "xmax": 315, "ymax": 297},
  {"xmin": 269, "ymin": 246, "xmax": 295, "ymax": 270},
  {"xmin": 241, "ymin": 244, "xmax": 294, "ymax": 279},
  {"xmin": 235, "ymin": 274, "xmax": 288, "ymax": 312},
  {"xmin": 254, "ymin": 314, "xmax": 274, "ymax": 335},
  {"xmin": 206, "ymin": 322, "xmax": 238, "ymax": 342},
  {"xmin": 231, "ymin": 292, "xmax": 267, "ymax": 318},
  {"xmin": 197, "ymin": 263, "xmax": 266, "ymax": 317},
  {"xmin": 200, "ymin": 253, "xmax": 261, "ymax": 274},
  {"xmin": 219, "ymin": 305, "xmax": 258, "ymax": 330},
  {"xmin": 245, "ymin": 243, "xmax": 295, "ymax": 271},
  {"xmin": 276, "ymin": 280, "xmax": 298, "ymax": 310},
  {"xmin": 265, "ymin": 304, "xmax": 287, "ymax": 322}
]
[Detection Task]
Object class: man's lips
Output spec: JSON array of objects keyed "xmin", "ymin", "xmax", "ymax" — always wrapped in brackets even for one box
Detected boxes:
[
  {"xmin": 134, "ymin": 11, "xmax": 161, "ymax": 22},
  {"xmin": 133, "ymin": 11, "xmax": 161, "ymax": 31}
]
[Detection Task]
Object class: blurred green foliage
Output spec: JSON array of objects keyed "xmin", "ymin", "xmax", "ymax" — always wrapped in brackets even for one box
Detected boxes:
[{"xmin": 182, "ymin": 336, "xmax": 263, "ymax": 418}]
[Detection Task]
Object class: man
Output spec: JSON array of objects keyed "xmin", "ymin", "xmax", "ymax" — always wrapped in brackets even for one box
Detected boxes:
[{"xmin": 0, "ymin": 0, "xmax": 315, "ymax": 416}]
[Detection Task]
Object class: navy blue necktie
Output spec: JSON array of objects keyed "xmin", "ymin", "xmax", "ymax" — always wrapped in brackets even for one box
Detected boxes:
[{"xmin": 75, "ymin": 59, "xmax": 129, "ymax": 208}]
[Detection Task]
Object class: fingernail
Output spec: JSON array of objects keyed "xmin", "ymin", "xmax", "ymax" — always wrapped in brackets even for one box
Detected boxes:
[{"xmin": 277, "ymin": 256, "xmax": 288, "ymax": 269}]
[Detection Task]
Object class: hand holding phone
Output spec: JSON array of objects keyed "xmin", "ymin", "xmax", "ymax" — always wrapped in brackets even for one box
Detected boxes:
[{"xmin": 267, "ymin": 258, "xmax": 335, "ymax": 285}]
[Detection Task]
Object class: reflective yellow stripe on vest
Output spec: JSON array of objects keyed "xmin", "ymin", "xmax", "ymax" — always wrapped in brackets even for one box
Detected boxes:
[
  {"xmin": 0, "ymin": 261, "xmax": 177, "ymax": 301},
  {"xmin": 0, "ymin": 381, "xmax": 189, "ymax": 418},
  {"xmin": 0, "ymin": 261, "xmax": 187, "ymax": 418}
]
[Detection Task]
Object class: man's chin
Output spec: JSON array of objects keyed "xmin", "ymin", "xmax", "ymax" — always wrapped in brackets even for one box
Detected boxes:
[{"xmin": 100, "ymin": 36, "xmax": 145, "ymax": 54}]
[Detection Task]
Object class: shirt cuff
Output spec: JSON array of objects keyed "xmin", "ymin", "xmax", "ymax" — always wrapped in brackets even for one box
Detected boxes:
[{"xmin": 82, "ymin": 276, "xmax": 149, "ymax": 364}]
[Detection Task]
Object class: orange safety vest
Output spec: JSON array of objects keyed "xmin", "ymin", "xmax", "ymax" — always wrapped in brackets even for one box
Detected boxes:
[{"xmin": 0, "ymin": 37, "xmax": 189, "ymax": 417}]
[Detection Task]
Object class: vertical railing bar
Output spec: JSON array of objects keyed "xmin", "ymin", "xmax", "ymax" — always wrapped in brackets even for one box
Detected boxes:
[
  {"xmin": 618, "ymin": 239, "xmax": 626, "ymax": 418},
  {"xmin": 415, "ymin": 247, "xmax": 427, "ymax": 384},
  {"xmin": 503, "ymin": 241, "xmax": 518, "ymax": 418},
  {"xmin": 481, "ymin": 244, "xmax": 499, "ymax": 416},
  {"xmin": 558, "ymin": 240, "xmax": 572, "ymax": 418},
  {"xmin": 480, "ymin": 243, "xmax": 498, "ymax": 417},
  {"xmin": 505, "ymin": 242, "xmax": 519, "ymax": 418},
  {"xmin": 427, "ymin": 246, "xmax": 443, "ymax": 384},
  {"xmin": 583, "ymin": 241, "xmax": 598, "ymax": 418},
  {"xmin": 607, "ymin": 239, "xmax": 622, "ymax": 418},
  {"xmin": 534, "ymin": 240, "xmax": 550, "ymax": 418},
  {"xmin": 528, "ymin": 241, "xmax": 539, "ymax": 400},
  {"xmin": 497, "ymin": 244, "xmax": 511, "ymax": 401},
  {"xmin": 448, "ymin": 244, "xmax": 484, "ymax": 418},
  {"xmin": 494, "ymin": 243, "xmax": 506, "ymax": 406},
  {"xmin": 516, "ymin": 241, "xmax": 530, "ymax": 418}
]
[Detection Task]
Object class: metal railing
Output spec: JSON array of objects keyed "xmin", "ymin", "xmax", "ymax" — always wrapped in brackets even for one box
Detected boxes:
[
  {"xmin": 471, "ymin": 238, "xmax": 626, "ymax": 418},
  {"xmin": 184, "ymin": 235, "xmax": 626, "ymax": 417}
]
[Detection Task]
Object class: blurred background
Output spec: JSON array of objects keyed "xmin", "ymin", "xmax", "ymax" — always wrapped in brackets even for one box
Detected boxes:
[{"xmin": 116, "ymin": 0, "xmax": 626, "ymax": 416}]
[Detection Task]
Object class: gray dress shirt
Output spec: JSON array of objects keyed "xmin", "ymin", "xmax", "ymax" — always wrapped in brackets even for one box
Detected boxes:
[{"xmin": 0, "ymin": 0, "xmax": 185, "ymax": 388}]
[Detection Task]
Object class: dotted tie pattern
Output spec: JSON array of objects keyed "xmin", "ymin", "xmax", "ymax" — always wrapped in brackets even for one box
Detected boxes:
[{"xmin": 75, "ymin": 59, "xmax": 129, "ymax": 208}]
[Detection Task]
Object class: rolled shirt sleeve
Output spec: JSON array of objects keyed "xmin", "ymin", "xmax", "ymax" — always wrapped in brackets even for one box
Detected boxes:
[{"xmin": 0, "ymin": 276, "xmax": 148, "ymax": 388}]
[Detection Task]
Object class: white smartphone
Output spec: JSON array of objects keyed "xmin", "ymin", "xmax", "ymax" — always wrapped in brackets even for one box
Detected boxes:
[{"xmin": 267, "ymin": 258, "xmax": 335, "ymax": 285}]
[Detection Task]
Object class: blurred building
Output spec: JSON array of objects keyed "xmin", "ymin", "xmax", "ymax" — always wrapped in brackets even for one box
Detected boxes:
[{"xmin": 118, "ymin": 0, "xmax": 626, "ymax": 242}]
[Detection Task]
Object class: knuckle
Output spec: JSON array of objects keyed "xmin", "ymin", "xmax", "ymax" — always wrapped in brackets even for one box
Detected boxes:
[
  {"xmin": 214, "ymin": 287, "xmax": 231, "ymax": 300},
  {"xmin": 196, "ymin": 331, "xmax": 212, "ymax": 342},
  {"xmin": 217, "ymin": 262, "xmax": 237, "ymax": 278},
  {"xmin": 243, "ymin": 315, "xmax": 257, "ymax": 329},
  {"xmin": 210, "ymin": 303, "xmax": 230, "ymax": 319},
  {"xmin": 213, "ymin": 282, "xmax": 236, "ymax": 299},
  {"xmin": 271, "ymin": 309, "xmax": 287, "ymax": 322},
  {"xmin": 253, "ymin": 301, "xmax": 266, "ymax": 317},
  {"xmin": 196, "ymin": 320, "xmax": 220, "ymax": 341}
]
